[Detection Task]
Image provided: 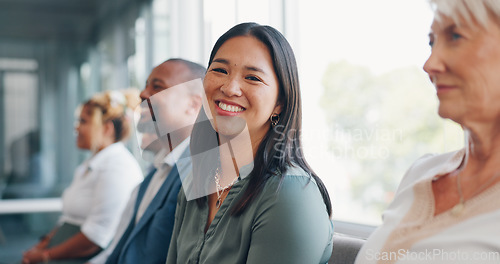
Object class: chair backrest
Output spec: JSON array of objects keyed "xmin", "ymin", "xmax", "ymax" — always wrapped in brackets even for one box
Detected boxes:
[{"xmin": 329, "ymin": 234, "xmax": 365, "ymax": 264}]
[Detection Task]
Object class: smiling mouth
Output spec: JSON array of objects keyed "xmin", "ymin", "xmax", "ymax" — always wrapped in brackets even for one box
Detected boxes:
[{"xmin": 216, "ymin": 101, "xmax": 245, "ymax": 113}]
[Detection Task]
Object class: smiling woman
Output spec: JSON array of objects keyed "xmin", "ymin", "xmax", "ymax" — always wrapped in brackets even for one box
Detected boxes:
[
  {"xmin": 166, "ymin": 22, "xmax": 333, "ymax": 264},
  {"xmin": 204, "ymin": 35, "xmax": 281, "ymax": 149}
]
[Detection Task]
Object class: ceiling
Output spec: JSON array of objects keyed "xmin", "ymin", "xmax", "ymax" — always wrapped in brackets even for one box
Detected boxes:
[{"xmin": 0, "ymin": 0, "xmax": 102, "ymax": 42}]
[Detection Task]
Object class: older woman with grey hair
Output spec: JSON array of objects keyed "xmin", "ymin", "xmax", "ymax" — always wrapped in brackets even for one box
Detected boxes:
[{"xmin": 355, "ymin": 1, "xmax": 500, "ymax": 263}]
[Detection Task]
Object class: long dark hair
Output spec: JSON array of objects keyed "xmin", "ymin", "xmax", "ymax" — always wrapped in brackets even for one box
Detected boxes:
[{"xmin": 191, "ymin": 22, "xmax": 332, "ymax": 217}]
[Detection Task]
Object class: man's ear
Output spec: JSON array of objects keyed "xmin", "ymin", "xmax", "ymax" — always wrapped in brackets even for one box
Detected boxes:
[{"xmin": 187, "ymin": 95, "xmax": 202, "ymax": 115}]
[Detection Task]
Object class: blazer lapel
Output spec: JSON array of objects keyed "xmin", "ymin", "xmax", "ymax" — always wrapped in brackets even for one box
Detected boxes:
[
  {"xmin": 133, "ymin": 167, "xmax": 156, "ymax": 214},
  {"xmin": 125, "ymin": 165, "xmax": 180, "ymax": 240},
  {"xmin": 120, "ymin": 147, "xmax": 192, "ymax": 252},
  {"xmin": 108, "ymin": 167, "xmax": 156, "ymax": 264}
]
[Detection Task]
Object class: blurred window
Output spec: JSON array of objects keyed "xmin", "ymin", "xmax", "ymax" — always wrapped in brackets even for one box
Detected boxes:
[{"xmin": 0, "ymin": 59, "xmax": 47, "ymax": 200}]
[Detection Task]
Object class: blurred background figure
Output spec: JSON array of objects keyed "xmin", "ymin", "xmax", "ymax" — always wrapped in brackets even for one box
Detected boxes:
[{"xmin": 21, "ymin": 89, "xmax": 143, "ymax": 264}]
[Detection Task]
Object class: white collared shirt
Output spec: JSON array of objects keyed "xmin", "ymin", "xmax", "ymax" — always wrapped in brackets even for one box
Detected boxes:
[
  {"xmin": 135, "ymin": 137, "xmax": 190, "ymax": 223},
  {"xmin": 88, "ymin": 138, "xmax": 190, "ymax": 264},
  {"xmin": 59, "ymin": 142, "xmax": 143, "ymax": 248}
]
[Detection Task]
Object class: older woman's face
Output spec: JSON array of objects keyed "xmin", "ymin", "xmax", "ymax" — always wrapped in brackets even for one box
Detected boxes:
[
  {"xmin": 423, "ymin": 14, "xmax": 500, "ymax": 125},
  {"xmin": 203, "ymin": 36, "xmax": 281, "ymax": 146}
]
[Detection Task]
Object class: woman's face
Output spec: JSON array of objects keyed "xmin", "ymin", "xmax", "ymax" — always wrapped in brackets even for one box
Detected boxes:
[
  {"xmin": 75, "ymin": 106, "xmax": 97, "ymax": 150},
  {"xmin": 203, "ymin": 36, "xmax": 281, "ymax": 148},
  {"xmin": 423, "ymin": 14, "xmax": 500, "ymax": 125}
]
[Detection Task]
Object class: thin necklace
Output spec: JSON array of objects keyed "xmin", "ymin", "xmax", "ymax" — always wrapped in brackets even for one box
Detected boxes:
[
  {"xmin": 214, "ymin": 167, "xmax": 238, "ymax": 209},
  {"xmin": 451, "ymin": 171, "xmax": 500, "ymax": 216}
]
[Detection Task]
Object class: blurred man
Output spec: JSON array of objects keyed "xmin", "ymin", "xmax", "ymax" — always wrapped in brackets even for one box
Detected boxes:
[{"xmin": 88, "ymin": 58, "xmax": 205, "ymax": 264}]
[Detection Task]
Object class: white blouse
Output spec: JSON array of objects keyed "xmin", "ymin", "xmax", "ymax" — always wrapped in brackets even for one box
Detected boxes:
[
  {"xmin": 60, "ymin": 142, "xmax": 143, "ymax": 248},
  {"xmin": 355, "ymin": 149, "xmax": 500, "ymax": 264}
]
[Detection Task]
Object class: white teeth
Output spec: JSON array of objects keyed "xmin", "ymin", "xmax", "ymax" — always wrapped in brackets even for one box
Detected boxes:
[{"xmin": 218, "ymin": 102, "xmax": 244, "ymax": 112}]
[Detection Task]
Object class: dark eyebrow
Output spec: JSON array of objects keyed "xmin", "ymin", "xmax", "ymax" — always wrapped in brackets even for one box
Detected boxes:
[
  {"xmin": 430, "ymin": 20, "xmax": 458, "ymax": 37},
  {"xmin": 245, "ymin": 66, "xmax": 265, "ymax": 74},
  {"xmin": 443, "ymin": 24, "xmax": 457, "ymax": 33},
  {"xmin": 212, "ymin": 58, "xmax": 266, "ymax": 75},
  {"xmin": 212, "ymin": 58, "xmax": 229, "ymax": 65}
]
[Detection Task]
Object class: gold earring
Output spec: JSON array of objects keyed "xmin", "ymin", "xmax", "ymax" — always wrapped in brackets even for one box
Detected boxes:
[{"xmin": 270, "ymin": 113, "xmax": 280, "ymax": 126}]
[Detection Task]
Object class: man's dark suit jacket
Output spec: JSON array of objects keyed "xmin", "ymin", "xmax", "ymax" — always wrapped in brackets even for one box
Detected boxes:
[{"xmin": 105, "ymin": 148, "xmax": 191, "ymax": 264}]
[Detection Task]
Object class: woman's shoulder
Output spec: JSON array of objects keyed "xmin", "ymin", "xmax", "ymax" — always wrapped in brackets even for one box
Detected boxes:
[
  {"xmin": 253, "ymin": 164, "xmax": 332, "ymax": 238},
  {"xmin": 92, "ymin": 142, "xmax": 138, "ymax": 167},
  {"xmin": 281, "ymin": 164, "xmax": 310, "ymax": 178},
  {"xmin": 89, "ymin": 143, "xmax": 142, "ymax": 182},
  {"xmin": 260, "ymin": 164, "xmax": 322, "ymax": 203},
  {"xmin": 104, "ymin": 142, "xmax": 135, "ymax": 159},
  {"xmin": 247, "ymin": 165, "xmax": 333, "ymax": 264},
  {"xmin": 399, "ymin": 148, "xmax": 465, "ymax": 189},
  {"xmin": 408, "ymin": 149, "xmax": 463, "ymax": 171},
  {"xmin": 267, "ymin": 164, "xmax": 314, "ymax": 185}
]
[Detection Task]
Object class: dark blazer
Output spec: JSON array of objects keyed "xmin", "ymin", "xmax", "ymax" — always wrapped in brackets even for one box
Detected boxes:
[{"xmin": 105, "ymin": 148, "xmax": 191, "ymax": 264}]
